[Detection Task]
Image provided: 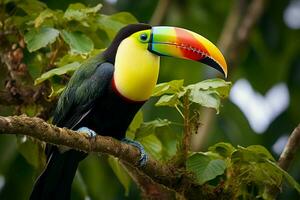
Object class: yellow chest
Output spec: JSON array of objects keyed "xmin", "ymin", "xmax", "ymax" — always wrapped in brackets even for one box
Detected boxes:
[{"xmin": 113, "ymin": 38, "xmax": 160, "ymax": 102}]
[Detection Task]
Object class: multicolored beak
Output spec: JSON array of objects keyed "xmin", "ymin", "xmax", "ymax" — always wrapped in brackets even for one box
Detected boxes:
[{"xmin": 148, "ymin": 26, "xmax": 227, "ymax": 77}]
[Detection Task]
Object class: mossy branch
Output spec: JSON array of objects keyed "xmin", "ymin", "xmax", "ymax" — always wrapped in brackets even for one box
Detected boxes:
[
  {"xmin": 0, "ymin": 115, "xmax": 218, "ymax": 199},
  {"xmin": 278, "ymin": 124, "xmax": 300, "ymax": 171},
  {"xmin": 0, "ymin": 115, "xmax": 174, "ymax": 182}
]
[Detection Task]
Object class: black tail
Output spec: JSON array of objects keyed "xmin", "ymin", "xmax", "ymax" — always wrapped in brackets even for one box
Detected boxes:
[{"xmin": 30, "ymin": 148, "xmax": 86, "ymax": 200}]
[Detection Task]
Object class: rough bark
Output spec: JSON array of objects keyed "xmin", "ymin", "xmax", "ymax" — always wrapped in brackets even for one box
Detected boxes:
[
  {"xmin": 278, "ymin": 124, "xmax": 300, "ymax": 171},
  {"xmin": 0, "ymin": 115, "xmax": 174, "ymax": 182},
  {"xmin": 0, "ymin": 115, "xmax": 221, "ymax": 199}
]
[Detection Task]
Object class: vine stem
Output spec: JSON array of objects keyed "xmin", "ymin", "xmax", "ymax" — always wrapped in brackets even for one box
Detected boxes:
[
  {"xmin": 181, "ymin": 93, "xmax": 191, "ymax": 166},
  {"xmin": 49, "ymin": 37, "xmax": 62, "ymax": 67}
]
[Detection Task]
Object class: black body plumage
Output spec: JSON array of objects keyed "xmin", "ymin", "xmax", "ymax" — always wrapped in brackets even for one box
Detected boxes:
[{"xmin": 30, "ymin": 24, "xmax": 151, "ymax": 200}]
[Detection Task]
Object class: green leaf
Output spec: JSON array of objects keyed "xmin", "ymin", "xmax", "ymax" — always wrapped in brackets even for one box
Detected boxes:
[
  {"xmin": 234, "ymin": 161, "xmax": 283, "ymax": 195},
  {"xmin": 137, "ymin": 135, "xmax": 163, "ymax": 159},
  {"xmin": 35, "ymin": 62, "xmax": 80, "ymax": 85},
  {"xmin": 108, "ymin": 156, "xmax": 131, "ymax": 196},
  {"xmin": 209, "ymin": 142, "xmax": 236, "ymax": 158},
  {"xmin": 56, "ymin": 54, "xmax": 86, "ymax": 67},
  {"xmin": 126, "ymin": 111, "xmax": 143, "ymax": 139},
  {"xmin": 189, "ymin": 89, "xmax": 221, "ymax": 113},
  {"xmin": 188, "ymin": 78, "xmax": 232, "ymax": 98},
  {"xmin": 17, "ymin": 136, "xmax": 46, "ymax": 170},
  {"xmin": 155, "ymin": 94, "xmax": 180, "ymax": 107},
  {"xmin": 233, "ymin": 145, "xmax": 300, "ymax": 194},
  {"xmin": 27, "ymin": 53, "xmax": 44, "ymax": 79},
  {"xmin": 24, "ymin": 27, "xmax": 59, "ymax": 52},
  {"xmin": 266, "ymin": 160, "xmax": 300, "ymax": 193},
  {"xmin": 186, "ymin": 79, "xmax": 231, "ymax": 113},
  {"xmin": 152, "ymin": 80, "xmax": 184, "ymax": 96},
  {"xmin": 97, "ymin": 12, "xmax": 138, "ymax": 40},
  {"xmin": 34, "ymin": 9, "xmax": 54, "ymax": 28},
  {"xmin": 17, "ymin": 0, "xmax": 47, "ymax": 15},
  {"xmin": 245, "ymin": 145, "xmax": 275, "ymax": 161},
  {"xmin": 63, "ymin": 3, "xmax": 102, "ymax": 26},
  {"xmin": 64, "ymin": 3, "xmax": 87, "ymax": 21},
  {"xmin": 84, "ymin": 3, "xmax": 102, "ymax": 14},
  {"xmin": 73, "ymin": 171, "xmax": 89, "ymax": 199},
  {"xmin": 229, "ymin": 145, "xmax": 284, "ymax": 196},
  {"xmin": 61, "ymin": 30, "xmax": 94, "ymax": 54},
  {"xmin": 49, "ymin": 85, "xmax": 65, "ymax": 99},
  {"xmin": 89, "ymin": 48, "xmax": 105, "ymax": 57},
  {"xmin": 186, "ymin": 153, "xmax": 226, "ymax": 185},
  {"xmin": 136, "ymin": 119, "xmax": 171, "ymax": 139},
  {"xmin": 56, "ymin": 49, "xmax": 104, "ymax": 67},
  {"xmin": 232, "ymin": 145, "xmax": 275, "ymax": 163}
]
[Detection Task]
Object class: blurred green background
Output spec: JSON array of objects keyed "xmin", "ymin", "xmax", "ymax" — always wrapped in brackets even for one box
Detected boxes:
[{"xmin": 0, "ymin": 0, "xmax": 300, "ymax": 199}]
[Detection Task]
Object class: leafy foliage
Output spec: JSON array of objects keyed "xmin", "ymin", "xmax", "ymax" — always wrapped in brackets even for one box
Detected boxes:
[
  {"xmin": 186, "ymin": 143, "xmax": 300, "ymax": 199},
  {"xmin": 108, "ymin": 156, "xmax": 131, "ymax": 196},
  {"xmin": 186, "ymin": 152, "xmax": 226, "ymax": 184},
  {"xmin": 125, "ymin": 79, "xmax": 299, "ymax": 198},
  {"xmin": 0, "ymin": 0, "xmax": 300, "ymax": 199},
  {"xmin": 35, "ymin": 62, "xmax": 80, "ymax": 85},
  {"xmin": 60, "ymin": 30, "xmax": 94, "ymax": 54},
  {"xmin": 4, "ymin": 0, "xmax": 138, "ymax": 98},
  {"xmin": 24, "ymin": 27, "xmax": 59, "ymax": 52},
  {"xmin": 152, "ymin": 78, "xmax": 231, "ymax": 113},
  {"xmin": 136, "ymin": 119, "xmax": 172, "ymax": 139},
  {"xmin": 152, "ymin": 79, "xmax": 184, "ymax": 96}
]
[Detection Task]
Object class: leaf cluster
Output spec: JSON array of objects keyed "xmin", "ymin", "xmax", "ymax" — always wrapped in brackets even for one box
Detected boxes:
[
  {"xmin": 2, "ymin": 0, "xmax": 138, "ymax": 99},
  {"xmin": 112, "ymin": 79, "xmax": 299, "ymax": 199},
  {"xmin": 186, "ymin": 143, "xmax": 300, "ymax": 199},
  {"xmin": 152, "ymin": 78, "xmax": 231, "ymax": 113}
]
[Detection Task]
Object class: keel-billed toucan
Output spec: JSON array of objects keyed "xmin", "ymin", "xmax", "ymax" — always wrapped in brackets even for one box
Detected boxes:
[{"xmin": 30, "ymin": 23, "xmax": 227, "ymax": 200}]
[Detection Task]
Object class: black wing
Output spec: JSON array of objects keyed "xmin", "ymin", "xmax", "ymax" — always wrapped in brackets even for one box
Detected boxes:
[{"xmin": 53, "ymin": 61, "xmax": 114, "ymax": 129}]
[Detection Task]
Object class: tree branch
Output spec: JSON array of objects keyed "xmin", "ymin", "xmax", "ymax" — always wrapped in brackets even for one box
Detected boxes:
[
  {"xmin": 266, "ymin": 123, "xmax": 300, "ymax": 198},
  {"xmin": 0, "ymin": 115, "xmax": 193, "ymax": 195},
  {"xmin": 278, "ymin": 123, "xmax": 300, "ymax": 171},
  {"xmin": 121, "ymin": 161, "xmax": 180, "ymax": 200},
  {"xmin": 0, "ymin": 115, "xmax": 220, "ymax": 199}
]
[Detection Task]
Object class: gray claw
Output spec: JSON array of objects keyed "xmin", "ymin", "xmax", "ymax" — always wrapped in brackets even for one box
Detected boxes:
[
  {"xmin": 122, "ymin": 138, "xmax": 148, "ymax": 167},
  {"xmin": 77, "ymin": 127, "xmax": 97, "ymax": 137}
]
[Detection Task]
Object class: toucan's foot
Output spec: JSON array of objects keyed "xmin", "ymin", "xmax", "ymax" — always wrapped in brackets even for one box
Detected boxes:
[
  {"xmin": 122, "ymin": 138, "xmax": 148, "ymax": 167},
  {"xmin": 77, "ymin": 127, "xmax": 97, "ymax": 138}
]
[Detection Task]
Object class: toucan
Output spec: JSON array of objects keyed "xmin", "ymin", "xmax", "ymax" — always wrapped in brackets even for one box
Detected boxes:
[{"xmin": 30, "ymin": 23, "xmax": 227, "ymax": 200}]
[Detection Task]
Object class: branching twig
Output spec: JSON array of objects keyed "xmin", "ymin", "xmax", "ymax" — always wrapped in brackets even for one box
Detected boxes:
[{"xmin": 121, "ymin": 162, "xmax": 179, "ymax": 200}]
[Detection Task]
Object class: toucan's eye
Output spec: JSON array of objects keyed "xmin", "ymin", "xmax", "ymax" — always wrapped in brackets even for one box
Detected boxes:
[{"xmin": 140, "ymin": 33, "xmax": 148, "ymax": 42}]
